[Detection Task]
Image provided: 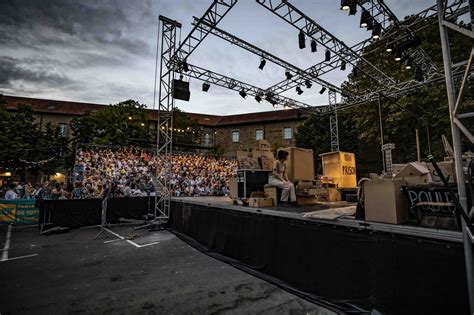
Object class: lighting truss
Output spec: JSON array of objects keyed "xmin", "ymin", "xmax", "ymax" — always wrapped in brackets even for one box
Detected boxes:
[
  {"xmin": 255, "ymin": 0, "xmax": 397, "ymax": 89},
  {"xmin": 328, "ymin": 90, "xmax": 339, "ymax": 152}
]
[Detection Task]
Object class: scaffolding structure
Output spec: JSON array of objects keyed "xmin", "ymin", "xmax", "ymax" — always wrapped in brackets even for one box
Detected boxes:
[{"xmin": 154, "ymin": 0, "xmax": 473, "ymax": 309}]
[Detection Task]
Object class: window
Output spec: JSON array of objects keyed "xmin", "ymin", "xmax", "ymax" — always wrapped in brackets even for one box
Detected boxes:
[
  {"xmin": 283, "ymin": 127, "xmax": 292, "ymax": 140},
  {"xmin": 255, "ymin": 129, "xmax": 264, "ymax": 140},
  {"xmin": 204, "ymin": 133, "xmax": 210, "ymax": 146},
  {"xmin": 58, "ymin": 123, "xmax": 67, "ymax": 137},
  {"xmin": 231, "ymin": 130, "xmax": 239, "ymax": 143}
]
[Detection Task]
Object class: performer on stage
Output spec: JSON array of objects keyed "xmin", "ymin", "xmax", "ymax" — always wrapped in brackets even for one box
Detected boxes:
[{"xmin": 268, "ymin": 150, "xmax": 297, "ymax": 205}]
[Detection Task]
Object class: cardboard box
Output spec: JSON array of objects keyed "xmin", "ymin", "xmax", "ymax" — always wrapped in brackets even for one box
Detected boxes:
[
  {"xmin": 296, "ymin": 195, "xmax": 319, "ymax": 206},
  {"xmin": 424, "ymin": 161, "xmax": 456, "ymax": 183},
  {"xmin": 394, "ymin": 162, "xmax": 432, "ymax": 185},
  {"xmin": 320, "ymin": 151, "xmax": 357, "ymax": 188},
  {"xmin": 258, "ymin": 139, "xmax": 271, "ymax": 151},
  {"xmin": 264, "ymin": 186, "xmax": 279, "ymax": 206},
  {"xmin": 229, "ymin": 177, "xmax": 238, "ymax": 199},
  {"xmin": 281, "ymin": 147, "xmax": 315, "ymax": 181},
  {"xmin": 260, "ymin": 156, "xmax": 275, "ymax": 171},
  {"xmin": 249, "ymin": 197, "xmax": 274, "ymax": 208},
  {"xmin": 316, "ymin": 187, "xmax": 341, "ymax": 202},
  {"xmin": 364, "ymin": 179, "xmax": 408, "ymax": 224}
]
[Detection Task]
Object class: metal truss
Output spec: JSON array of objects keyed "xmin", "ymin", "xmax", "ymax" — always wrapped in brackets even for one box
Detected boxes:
[
  {"xmin": 172, "ymin": 0, "xmax": 237, "ymax": 62},
  {"xmin": 437, "ymin": 0, "xmax": 474, "ymax": 311},
  {"xmin": 193, "ymin": 19, "xmax": 343, "ymax": 94},
  {"xmin": 266, "ymin": 0, "xmax": 468, "ymax": 96},
  {"xmin": 255, "ymin": 0, "xmax": 397, "ymax": 91},
  {"xmin": 172, "ymin": 62, "xmax": 319, "ymax": 112},
  {"xmin": 328, "ymin": 90, "xmax": 339, "ymax": 152},
  {"xmin": 357, "ymin": 0, "xmax": 440, "ymax": 80},
  {"xmin": 153, "ymin": 16, "xmax": 181, "ymax": 223}
]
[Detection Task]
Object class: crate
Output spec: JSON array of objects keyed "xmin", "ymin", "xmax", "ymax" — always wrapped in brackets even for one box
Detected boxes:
[
  {"xmin": 320, "ymin": 151, "xmax": 357, "ymax": 188},
  {"xmin": 280, "ymin": 147, "xmax": 314, "ymax": 181}
]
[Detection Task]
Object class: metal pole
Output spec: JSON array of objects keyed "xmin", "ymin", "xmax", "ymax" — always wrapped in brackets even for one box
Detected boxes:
[
  {"xmin": 378, "ymin": 93, "xmax": 385, "ymax": 172},
  {"xmin": 437, "ymin": 1, "xmax": 474, "ymax": 313},
  {"xmin": 415, "ymin": 129, "xmax": 421, "ymax": 163}
]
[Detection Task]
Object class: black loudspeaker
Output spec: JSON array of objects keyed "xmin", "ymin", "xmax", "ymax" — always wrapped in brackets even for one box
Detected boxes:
[{"xmin": 173, "ymin": 79, "xmax": 190, "ymax": 101}]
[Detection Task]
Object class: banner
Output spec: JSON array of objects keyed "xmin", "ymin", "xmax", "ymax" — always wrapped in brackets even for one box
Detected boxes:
[{"xmin": 0, "ymin": 199, "xmax": 39, "ymax": 224}]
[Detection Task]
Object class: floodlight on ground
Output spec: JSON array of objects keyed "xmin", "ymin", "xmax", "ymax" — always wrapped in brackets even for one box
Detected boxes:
[
  {"xmin": 258, "ymin": 58, "xmax": 266, "ymax": 70},
  {"xmin": 296, "ymin": 86, "xmax": 304, "ymax": 95},
  {"xmin": 202, "ymin": 82, "xmax": 210, "ymax": 92},
  {"xmin": 360, "ymin": 10, "xmax": 371, "ymax": 28},
  {"xmin": 311, "ymin": 39, "xmax": 317, "ymax": 53},
  {"xmin": 298, "ymin": 30, "xmax": 305, "ymax": 49},
  {"xmin": 239, "ymin": 89, "xmax": 247, "ymax": 98},
  {"xmin": 319, "ymin": 86, "xmax": 326, "ymax": 94}
]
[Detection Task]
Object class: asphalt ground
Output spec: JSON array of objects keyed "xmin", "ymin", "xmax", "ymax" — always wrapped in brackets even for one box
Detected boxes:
[{"xmin": 0, "ymin": 224, "xmax": 334, "ymax": 314}]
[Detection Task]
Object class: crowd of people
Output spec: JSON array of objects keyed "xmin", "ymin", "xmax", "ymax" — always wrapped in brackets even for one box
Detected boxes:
[{"xmin": 0, "ymin": 147, "xmax": 238, "ymax": 200}]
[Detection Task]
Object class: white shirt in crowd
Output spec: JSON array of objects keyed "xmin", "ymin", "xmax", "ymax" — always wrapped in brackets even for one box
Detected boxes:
[{"xmin": 5, "ymin": 190, "xmax": 18, "ymax": 200}]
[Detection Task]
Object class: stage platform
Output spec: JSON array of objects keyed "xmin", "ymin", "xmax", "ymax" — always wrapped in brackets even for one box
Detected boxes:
[{"xmin": 172, "ymin": 196, "xmax": 463, "ymax": 243}]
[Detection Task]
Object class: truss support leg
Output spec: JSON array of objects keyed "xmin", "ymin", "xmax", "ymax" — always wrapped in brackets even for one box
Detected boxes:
[
  {"xmin": 437, "ymin": 1, "xmax": 474, "ymax": 313},
  {"xmin": 328, "ymin": 90, "xmax": 339, "ymax": 152}
]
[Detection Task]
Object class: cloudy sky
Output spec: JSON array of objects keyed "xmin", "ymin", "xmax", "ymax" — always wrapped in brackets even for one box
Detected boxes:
[{"xmin": 0, "ymin": 0, "xmax": 435, "ymax": 115}]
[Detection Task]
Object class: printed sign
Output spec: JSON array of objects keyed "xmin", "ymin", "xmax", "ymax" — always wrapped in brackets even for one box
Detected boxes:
[{"xmin": 0, "ymin": 199, "xmax": 39, "ymax": 224}]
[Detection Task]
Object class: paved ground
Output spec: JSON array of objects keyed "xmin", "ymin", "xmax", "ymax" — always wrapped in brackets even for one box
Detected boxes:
[{"xmin": 0, "ymin": 224, "xmax": 334, "ymax": 314}]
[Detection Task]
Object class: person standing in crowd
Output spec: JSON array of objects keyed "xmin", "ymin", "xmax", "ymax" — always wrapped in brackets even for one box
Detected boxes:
[
  {"xmin": 50, "ymin": 183, "xmax": 64, "ymax": 200},
  {"xmin": 5, "ymin": 183, "xmax": 18, "ymax": 200},
  {"xmin": 268, "ymin": 150, "xmax": 297, "ymax": 205}
]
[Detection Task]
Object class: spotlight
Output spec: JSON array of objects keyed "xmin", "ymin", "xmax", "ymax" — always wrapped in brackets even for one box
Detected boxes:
[
  {"xmin": 325, "ymin": 49, "xmax": 331, "ymax": 61},
  {"xmin": 372, "ymin": 22, "xmax": 381, "ymax": 39},
  {"xmin": 394, "ymin": 49, "xmax": 402, "ymax": 61},
  {"xmin": 258, "ymin": 58, "xmax": 266, "ymax": 70},
  {"xmin": 353, "ymin": 67, "xmax": 358, "ymax": 77},
  {"xmin": 202, "ymin": 82, "xmax": 210, "ymax": 92},
  {"xmin": 311, "ymin": 39, "xmax": 317, "ymax": 53},
  {"xmin": 340, "ymin": 60, "xmax": 346, "ymax": 71},
  {"xmin": 298, "ymin": 30, "xmax": 305, "ymax": 49},
  {"xmin": 319, "ymin": 86, "xmax": 326, "ymax": 94},
  {"xmin": 405, "ymin": 57, "xmax": 413, "ymax": 70},
  {"xmin": 285, "ymin": 70, "xmax": 293, "ymax": 80},
  {"xmin": 273, "ymin": 103, "xmax": 278, "ymax": 108},
  {"xmin": 296, "ymin": 86, "xmax": 304, "ymax": 95},
  {"xmin": 386, "ymin": 43, "xmax": 394, "ymax": 53},
  {"xmin": 349, "ymin": 0, "xmax": 357, "ymax": 15},
  {"xmin": 182, "ymin": 60, "xmax": 189, "ymax": 72},
  {"xmin": 414, "ymin": 67, "xmax": 424, "ymax": 81},
  {"xmin": 360, "ymin": 10, "xmax": 371, "ymax": 28},
  {"xmin": 239, "ymin": 89, "xmax": 247, "ymax": 98},
  {"xmin": 305, "ymin": 80, "xmax": 312, "ymax": 88},
  {"xmin": 340, "ymin": 0, "xmax": 351, "ymax": 10},
  {"xmin": 255, "ymin": 95, "xmax": 262, "ymax": 103}
]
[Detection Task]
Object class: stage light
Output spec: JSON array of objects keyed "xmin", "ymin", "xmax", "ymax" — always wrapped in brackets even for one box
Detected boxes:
[
  {"xmin": 298, "ymin": 30, "xmax": 305, "ymax": 49},
  {"xmin": 239, "ymin": 89, "xmax": 247, "ymax": 98},
  {"xmin": 386, "ymin": 43, "xmax": 394, "ymax": 53},
  {"xmin": 405, "ymin": 58, "xmax": 412, "ymax": 70},
  {"xmin": 182, "ymin": 60, "xmax": 189, "ymax": 72},
  {"xmin": 311, "ymin": 39, "xmax": 317, "ymax": 53},
  {"xmin": 305, "ymin": 80, "xmax": 312, "ymax": 88},
  {"xmin": 394, "ymin": 49, "xmax": 402, "ymax": 61},
  {"xmin": 340, "ymin": 60, "xmax": 346, "ymax": 71},
  {"xmin": 349, "ymin": 0, "xmax": 357, "ymax": 15},
  {"xmin": 128, "ymin": 116, "xmax": 132, "ymax": 120},
  {"xmin": 284, "ymin": 104, "xmax": 289, "ymax": 110},
  {"xmin": 353, "ymin": 67, "xmax": 358, "ymax": 77},
  {"xmin": 258, "ymin": 58, "xmax": 266, "ymax": 70},
  {"xmin": 285, "ymin": 70, "xmax": 293, "ymax": 80},
  {"xmin": 202, "ymin": 82, "xmax": 210, "ymax": 92},
  {"xmin": 319, "ymin": 86, "xmax": 326, "ymax": 94},
  {"xmin": 414, "ymin": 67, "xmax": 424, "ymax": 81},
  {"xmin": 325, "ymin": 49, "xmax": 331, "ymax": 61},
  {"xmin": 340, "ymin": 0, "xmax": 351, "ymax": 10},
  {"xmin": 141, "ymin": 123, "xmax": 145, "ymax": 127},
  {"xmin": 296, "ymin": 86, "xmax": 304, "ymax": 95},
  {"xmin": 273, "ymin": 103, "xmax": 278, "ymax": 108},
  {"xmin": 372, "ymin": 22, "xmax": 381, "ymax": 39},
  {"xmin": 255, "ymin": 95, "xmax": 262, "ymax": 103},
  {"xmin": 360, "ymin": 10, "xmax": 371, "ymax": 28}
]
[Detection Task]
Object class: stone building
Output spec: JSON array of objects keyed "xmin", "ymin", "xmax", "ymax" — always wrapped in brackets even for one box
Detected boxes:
[{"xmin": 2, "ymin": 95, "xmax": 310, "ymax": 154}]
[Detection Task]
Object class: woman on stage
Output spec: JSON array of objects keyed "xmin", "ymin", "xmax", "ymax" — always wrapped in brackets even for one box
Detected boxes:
[{"xmin": 268, "ymin": 150, "xmax": 296, "ymax": 205}]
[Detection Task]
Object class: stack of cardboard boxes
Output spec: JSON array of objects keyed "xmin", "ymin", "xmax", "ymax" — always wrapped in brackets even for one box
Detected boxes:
[{"xmin": 252, "ymin": 140, "xmax": 275, "ymax": 171}]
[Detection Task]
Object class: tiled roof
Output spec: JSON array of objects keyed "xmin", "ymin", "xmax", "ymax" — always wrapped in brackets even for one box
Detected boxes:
[{"xmin": 2, "ymin": 95, "xmax": 310, "ymax": 127}]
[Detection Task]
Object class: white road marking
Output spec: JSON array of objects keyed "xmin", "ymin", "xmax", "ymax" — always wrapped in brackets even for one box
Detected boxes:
[
  {"xmin": 0, "ymin": 253, "xmax": 38, "ymax": 262},
  {"xmin": 1, "ymin": 224, "xmax": 12, "ymax": 261},
  {"xmin": 102, "ymin": 227, "xmax": 160, "ymax": 248}
]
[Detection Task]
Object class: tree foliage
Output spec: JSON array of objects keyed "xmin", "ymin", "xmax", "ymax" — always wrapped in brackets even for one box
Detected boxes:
[{"xmin": 297, "ymin": 18, "xmax": 473, "ymax": 176}]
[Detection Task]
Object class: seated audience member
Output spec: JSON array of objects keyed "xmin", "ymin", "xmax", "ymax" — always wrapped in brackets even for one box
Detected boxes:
[
  {"xmin": 5, "ymin": 183, "xmax": 18, "ymax": 200},
  {"xmin": 50, "ymin": 183, "xmax": 64, "ymax": 200}
]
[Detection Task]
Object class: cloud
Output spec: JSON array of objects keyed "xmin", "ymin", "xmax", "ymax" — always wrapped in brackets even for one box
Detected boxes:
[{"xmin": 0, "ymin": 56, "xmax": 72, "ymax": 87}]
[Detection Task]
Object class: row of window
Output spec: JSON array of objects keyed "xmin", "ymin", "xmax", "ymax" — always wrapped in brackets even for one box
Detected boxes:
[{"xmin": 231, "ymin": 127, "xmax": 292, "ymax": 143}]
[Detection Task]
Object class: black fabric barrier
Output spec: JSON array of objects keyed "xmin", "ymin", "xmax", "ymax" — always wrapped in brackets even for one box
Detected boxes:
[
  {"xmin": 38, "ymin": 197, "xmax": 155, "ymax": 228},
  {"xmin": 169, "ymin": 201, "xmax": 470, "ymax": 314}
]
